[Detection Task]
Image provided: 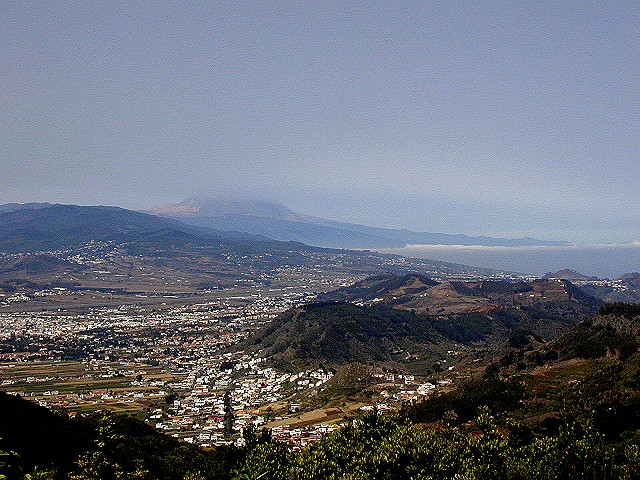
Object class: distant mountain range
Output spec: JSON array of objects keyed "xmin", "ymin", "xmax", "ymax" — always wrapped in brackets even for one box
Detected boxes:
[
  {"xmin": 0, "ymin": 202, "xmax": 285, "ymax": 254},
  {"xmin": 0, "ymin": 203, "xmax": 515, "ymax": 305},
  {"xmin": 151, "ymin": 196, "xmax": 567, "ymax": 249},
  {"xmin": 2, "ymin": 201, "xmax": 636, "ymax": 296}
]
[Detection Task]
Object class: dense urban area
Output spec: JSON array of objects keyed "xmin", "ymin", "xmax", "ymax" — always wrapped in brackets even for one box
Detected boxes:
[{"xmin": 0, "ymin": 278, "xmax": 451, "ymax": 447}]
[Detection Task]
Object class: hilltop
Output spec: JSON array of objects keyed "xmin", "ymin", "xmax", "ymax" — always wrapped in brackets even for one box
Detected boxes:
[
  {"xmin": 322, "ymin": 273, "xmax": 601, "ymax": 336},
  {"xmin": 543, "ymin": 269, "xmax": 598, "ymax": 281},
  {"xmin": 239, "ymin": 274, "xmax": 602, "ymax": 372},
  {"xmin": 240, "ymin": 302, "xmax": 440, "ymax": 370},
  {"xmin": 316, "ymin": 273, "xmax": 438, "ymax": 303}
]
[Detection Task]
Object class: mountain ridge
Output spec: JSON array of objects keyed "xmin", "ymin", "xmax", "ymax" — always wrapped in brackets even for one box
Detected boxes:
[
  {"xmin": 151, "ymin": 196, "xmax": 567, "ymax": 249},
  {"xmin": 238, "ymin": 274, "xmax": 603, "ymax": 371},
  {"xmin": 0, "ymin": 203, "xmax": 293, "ymax": 254}
]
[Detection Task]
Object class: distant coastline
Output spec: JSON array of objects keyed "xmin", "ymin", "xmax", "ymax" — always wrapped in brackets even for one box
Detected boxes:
[{"xmin": 377, "ymin": 242, "xmax": 640, "ymax": 279}]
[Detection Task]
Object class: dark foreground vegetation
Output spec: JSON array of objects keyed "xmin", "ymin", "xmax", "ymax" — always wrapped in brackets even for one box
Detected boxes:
[
  {"xmin": 235, "ymin": 410, "xmax": 640, "ymax": 480},
  {"xmin": 3, "ymin": 303, "xmax": 640, "ymax": 479},
  {"xmin": 1, "ymin": 401, "xmax": 639, "ymax": 480}
]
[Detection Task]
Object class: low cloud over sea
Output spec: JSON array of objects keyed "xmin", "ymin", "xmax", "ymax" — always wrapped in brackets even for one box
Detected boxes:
[{"xmin": 379, "ymin": 242, "xmax": 640, "ymax": 279}]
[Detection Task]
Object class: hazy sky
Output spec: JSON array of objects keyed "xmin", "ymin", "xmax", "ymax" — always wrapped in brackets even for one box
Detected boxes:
[{"xmin": 2, "ymin": 1, "xmax": 639, "ymax": 242}]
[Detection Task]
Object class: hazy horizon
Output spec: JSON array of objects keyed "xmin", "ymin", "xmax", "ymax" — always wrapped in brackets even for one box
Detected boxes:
[
  {"xmin": 380, "ymin": 242, "xmax": 640, "ymax": 279},
  {"xmin": 2, "ymin": 2, "xmax": 639, "ymax": 243}
]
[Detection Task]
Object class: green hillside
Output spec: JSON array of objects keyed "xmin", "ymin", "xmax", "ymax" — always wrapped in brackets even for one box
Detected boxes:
[
  {"xmin": 405, "ymin": 303, "xmax": 640, "ymax": 441},
  {"xmin": 240, "ymin": 302, "xmax": 441, "ymax": 369},
  {"xmin": 240, "ymin": 275, "xmax": 602, "ymax": 372}
]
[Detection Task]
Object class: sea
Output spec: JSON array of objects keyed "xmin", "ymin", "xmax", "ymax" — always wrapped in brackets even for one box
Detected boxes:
[{"xmin": 377, "ymin": 242, "xmax": 640, "ymax": 279}]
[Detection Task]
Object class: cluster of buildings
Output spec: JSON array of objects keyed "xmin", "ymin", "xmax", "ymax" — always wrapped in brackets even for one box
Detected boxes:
[
  {"xmin": 0, "ymin": 287, "xmax": 468, "ymax": 447},
  {"xmin": 152, "ymin": 357, "xmax": 335, "ymax": 446}
]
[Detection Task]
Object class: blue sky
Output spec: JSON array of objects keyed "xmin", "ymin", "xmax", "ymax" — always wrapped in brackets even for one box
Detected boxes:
[{"xmin": 1, "ymin": 1, "xmax": 638, "ymax": 242}]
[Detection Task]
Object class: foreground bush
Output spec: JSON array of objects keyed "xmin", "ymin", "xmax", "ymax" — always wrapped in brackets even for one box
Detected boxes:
[{"xmin": 232, "ymin": 409, "xmax": 640, "ymax": 480}]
